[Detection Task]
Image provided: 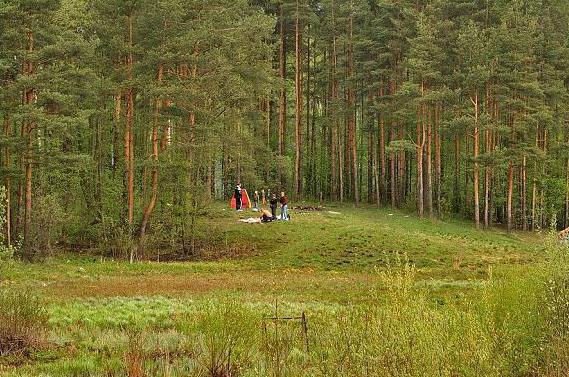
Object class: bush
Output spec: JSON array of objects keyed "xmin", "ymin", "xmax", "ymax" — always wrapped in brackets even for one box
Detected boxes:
[
  {"xmin": 541, "ymin": 241, "xmax": 569, "ymax": 375},
  {"xmin": 28, "ymin": 194, "xmax": 68, "ymax": 258},
  {"xmin": 0, "ymin": 186, "xmax": 18, "ymax": 260},
  {"xmin": 0, "ymin": 289, "xmax": 48, "ymax": 357}
]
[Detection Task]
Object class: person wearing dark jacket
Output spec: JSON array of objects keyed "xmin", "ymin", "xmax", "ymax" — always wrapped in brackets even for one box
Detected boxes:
[
  {"xmin": 234, "ymin": 183, "xmax": 243, "ymax": 211},
  {"xmin": 269, "ymin": 193, "xmax": 278, "ymax": 219}
]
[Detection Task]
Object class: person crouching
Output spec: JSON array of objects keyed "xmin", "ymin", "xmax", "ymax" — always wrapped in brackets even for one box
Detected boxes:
[{"xmin": 260, "ymin": 208, "xmax": 274, "ymax": 223}]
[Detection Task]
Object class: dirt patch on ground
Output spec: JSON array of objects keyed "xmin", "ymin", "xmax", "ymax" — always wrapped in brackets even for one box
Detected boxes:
[
  {"xmin": 44, "ymin": 270, "xmax": 380, "ymax": 300},
  {"xmin": 152, "ymin": 242, "xmax": 259, "ymax": 262}
]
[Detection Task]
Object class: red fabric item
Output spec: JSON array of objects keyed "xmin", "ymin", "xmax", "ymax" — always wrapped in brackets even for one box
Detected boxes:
[{"xmin": 229, "ymin": 189, "xmax": 251, "ymax": 209}]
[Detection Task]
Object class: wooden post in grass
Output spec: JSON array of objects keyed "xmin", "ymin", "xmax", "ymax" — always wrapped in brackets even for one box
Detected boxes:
[
  {"xmin": 265, "ymin": 306, "xmax": 310, "ymax": 354},
  {"xmin": 301, "ymin": 311, "xmax": 309, "ymax": 353}
]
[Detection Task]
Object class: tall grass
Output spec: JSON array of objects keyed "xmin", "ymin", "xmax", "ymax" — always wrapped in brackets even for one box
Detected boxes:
[
  {"xmin": 4, "ymin": 245, "xmax": 569, "ymax": 376},
  {"xmin": 0, "ymin": 290, "xmax": 47, "ymax": 357}
]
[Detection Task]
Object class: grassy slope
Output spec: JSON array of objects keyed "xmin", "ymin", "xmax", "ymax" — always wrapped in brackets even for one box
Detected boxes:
[
  {"xmin": 1, "ymin": 203, "xmax": 544, "ymax": 303},
  {"xmin": 0, "ymin": 204, "xmax": 549, "ymax": 376}
]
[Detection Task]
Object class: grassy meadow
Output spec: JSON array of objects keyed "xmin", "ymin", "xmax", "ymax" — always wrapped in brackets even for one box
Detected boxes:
[{"xmin": 1, "ymin": 204, "xmax": 568, "ymax": 376}]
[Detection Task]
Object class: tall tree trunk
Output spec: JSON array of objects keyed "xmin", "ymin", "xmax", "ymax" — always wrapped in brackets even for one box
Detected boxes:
[
  {"xmin": 278, "ymin": 4, "xmax": 287, "ymax": 159},
  {"xmin": 541, "ymin": 130, "xmax": 548, "ymax": 228},
  {"xmin": 454, "ymin": 135, "xmax": 460, "ymax": 212},
  {"xmin": 521, "ymin": 156, "xmax": 527, "ymax": 231},
  {"xmin": 367, "ymin": 121, "xmax": 373, "ymax": 203},
  {"xmin": 113, "ymin": 92, "xmax": 122, "ymax": 176},
  {"xmin": 426, "ymin": 105, "xmax": 433, "ymax": 218},
  {"xmin": 330, "ymin": 36, "xmax": 339, "ymax": 201},
  {"xmin": 472, "ymin": 91, "xmax": 480, "ymax": 229},
  {"xmin": 15, "ymin": 120, "xmax": 24, "ymax": 240},
  {"xmin": 3, "ymin": 115, "xmax": 11, "ymax": 247},
  {"xmin": 507, "ymin": 161, "xmax": 514, "ymax": 232},
  {"xmin": 416, "ymin": 82, "xmax": 424, "ymax": 217},
  {"xmin": 306, "ymin": 34, "xmax": 312, "ymax": 197},
  {"xmin": 139, "ymin": 64, "xmax": 163, "ymax": 248},
  {"xmin": 565, "ymin": 156, "xmax": 569, "ymax": 229},
  {"xmin": 390, "ymin": 125, "xmax": 396, "ymax": 208},
  {"xmin": 347, "ymin": 5, "xmax": 358, "ymax": 205},
  {"xmin": 339, "ymin": 126, "xmax": 344, "ymax": 203},
  {"xmin": 398, "ymin": 125, "xmax": 405, "ymax": 205},
  {"xmin": 294, "ymin": 0, "xmax": 302, "ymax": 198},
  {"xmin": 125, "ymin": 14, "xmax": 135, "ymax": 230},
  {"xmin": 435, "ymin": 103, "xmax": 442, "ymax": 217},
  {"xmin": 416, "ymin": 111, "xmax": 424, "ymax": 217},
  {"xmin": 484, "ymin": 128, "xmax": 491, "ymax": 229},
  {"xmin": 22, "ymin": 30, "xmax": 34, "ymax": 256},
  {"xmin": 379, "ymin": 87, "xmax": 386, "ymax": 204}
]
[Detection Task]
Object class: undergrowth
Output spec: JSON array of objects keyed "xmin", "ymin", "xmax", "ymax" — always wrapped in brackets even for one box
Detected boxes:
[{"xmin": 3, "ymin": 242, "xmax": 569, "ymax": 376}]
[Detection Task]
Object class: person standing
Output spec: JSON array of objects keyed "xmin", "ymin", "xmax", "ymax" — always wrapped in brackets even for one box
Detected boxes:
[
  {"xmin": 234, "ymin": 183, "xmax": 243, "ymax": 211},
  {"xmin": 279, "ymin": 191, "xmax": 289, "ymax": 220},
  {"xmin": 261, "ymin": 189, "xmax": 267, "ymax": 206},
  {"xmin": 269, "ymin": 193, "xmax": 278, "ymax": 220},
  {"xmin": 253, "ymin": 191, "xmax": 260, "ymax": 211}
]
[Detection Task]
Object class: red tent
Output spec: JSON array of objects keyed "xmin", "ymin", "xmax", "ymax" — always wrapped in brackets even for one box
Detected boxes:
[{"xmin": 229, "ymin": 189, "xmax": 252, "ymax": 209}]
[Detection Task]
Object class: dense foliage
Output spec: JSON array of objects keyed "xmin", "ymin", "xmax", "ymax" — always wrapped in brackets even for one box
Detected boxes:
[{"xmin": 2, "ymin": 0, "xmax": 569, "ymax": 257}]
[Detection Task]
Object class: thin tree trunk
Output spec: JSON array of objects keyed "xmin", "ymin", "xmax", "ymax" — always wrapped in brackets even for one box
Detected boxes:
[
  {"xmin": 484, "ymin": 128, "xmax": 491, "ymax": 229},
  {"xmin": 416, "ymin": 82, "xmax": 425, "ymax": 217},
  {"xmin": 541, "ymin": 130, "xmax": 548, "ymax": 228},
  {"xmin": 379, "ymin": 87, "xmax": 386, "ymax": 204},
  {"xmin": 330, "ymin": 36, "xmax": 339, "ymax": 201},
  {"xmin": 521, "ymin": 156, "xmax": 527, "ymax": 231},
  {"xmin": 339, "ymin": 127, "xmax": 344, "ymax": 203},
  {"xmin": 434, "ymin": 103, "xmax": 441, "ymax": 217},
  {"xmin": 294, "ymin": 0, "xmax": 302, "ymax": 198},
  {"xmin": 3, "ymin": 115, "xmax": 11, "ymax": 247},
  {"xmin": 278, "ymin": 4, "xmax": 287, "ymax": 159},
  {"xmin": 22, "ymin": 30, "xmax": 34, "ymax": 256},
  {"xmin": 454, "ymin": 135, "xmax": 460, "ymax": 212},
  {"xmin": 472, "ymin": 91, "xmax": 480, "ymax": 229},
  {"xmin": 426, "ymin": 104, "xmax": 433, "ymax": 218},
  {"xmin": 507, "ymin": 161, "xmax": 514, "ymax": 232},
  {"xmin": 139, "ymin": 64, "xmax": 163, "ymax": 247},
  {"xmin": 565, "ymin": 156, "xmax": 569, "ymax": 229},
  {"xmin": 416, "ymin": 106, "xmax": 424, "ymax": 217},
  {"xmin": 398, "ymin": 125, "xmax": 405, "ymax": 205},
  {"xmin": 125, "ymin": 14, "xmax": 135, "ymax": 229},
  {"xmin": 306, "ymin": 34, "xmax": 312, "ymax": 197},
  {"xmin": 347, "ymin": 3, "xmax": 358, "ymax": 205},
  {"xmin": 368, "ymin": 121, "xmax": 373, "ymax": 203}
]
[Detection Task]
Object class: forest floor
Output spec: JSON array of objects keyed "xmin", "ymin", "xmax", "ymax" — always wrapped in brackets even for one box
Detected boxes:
[{"xmin": 0, "ymin": 204, "xmax": 552, "ymax": 376}]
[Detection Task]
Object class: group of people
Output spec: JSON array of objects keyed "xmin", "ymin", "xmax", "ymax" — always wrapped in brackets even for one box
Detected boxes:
[{"xmin": 234, "ymin": 183, "xmax": 290, "ymax": 222}]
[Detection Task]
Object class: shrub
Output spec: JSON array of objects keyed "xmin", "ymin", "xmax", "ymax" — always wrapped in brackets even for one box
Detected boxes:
[
  {"xmin": 0, "ymin": 289, "xmax": 48, "ymax": 357},
  {"xmin": 0, "ymin": 186, "xmax": 18, "ymax": 260}
]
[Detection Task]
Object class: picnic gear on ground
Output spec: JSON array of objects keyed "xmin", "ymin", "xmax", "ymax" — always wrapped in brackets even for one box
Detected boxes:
[{"xmin": 239, "ymin": 217, "xmax": 261, "ymax": 224}]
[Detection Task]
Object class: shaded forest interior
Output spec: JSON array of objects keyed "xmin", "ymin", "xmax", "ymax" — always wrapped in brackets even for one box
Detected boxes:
[{"xmin": 2, "ymin": 0, "xmax": 569, "ymax": 257}]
